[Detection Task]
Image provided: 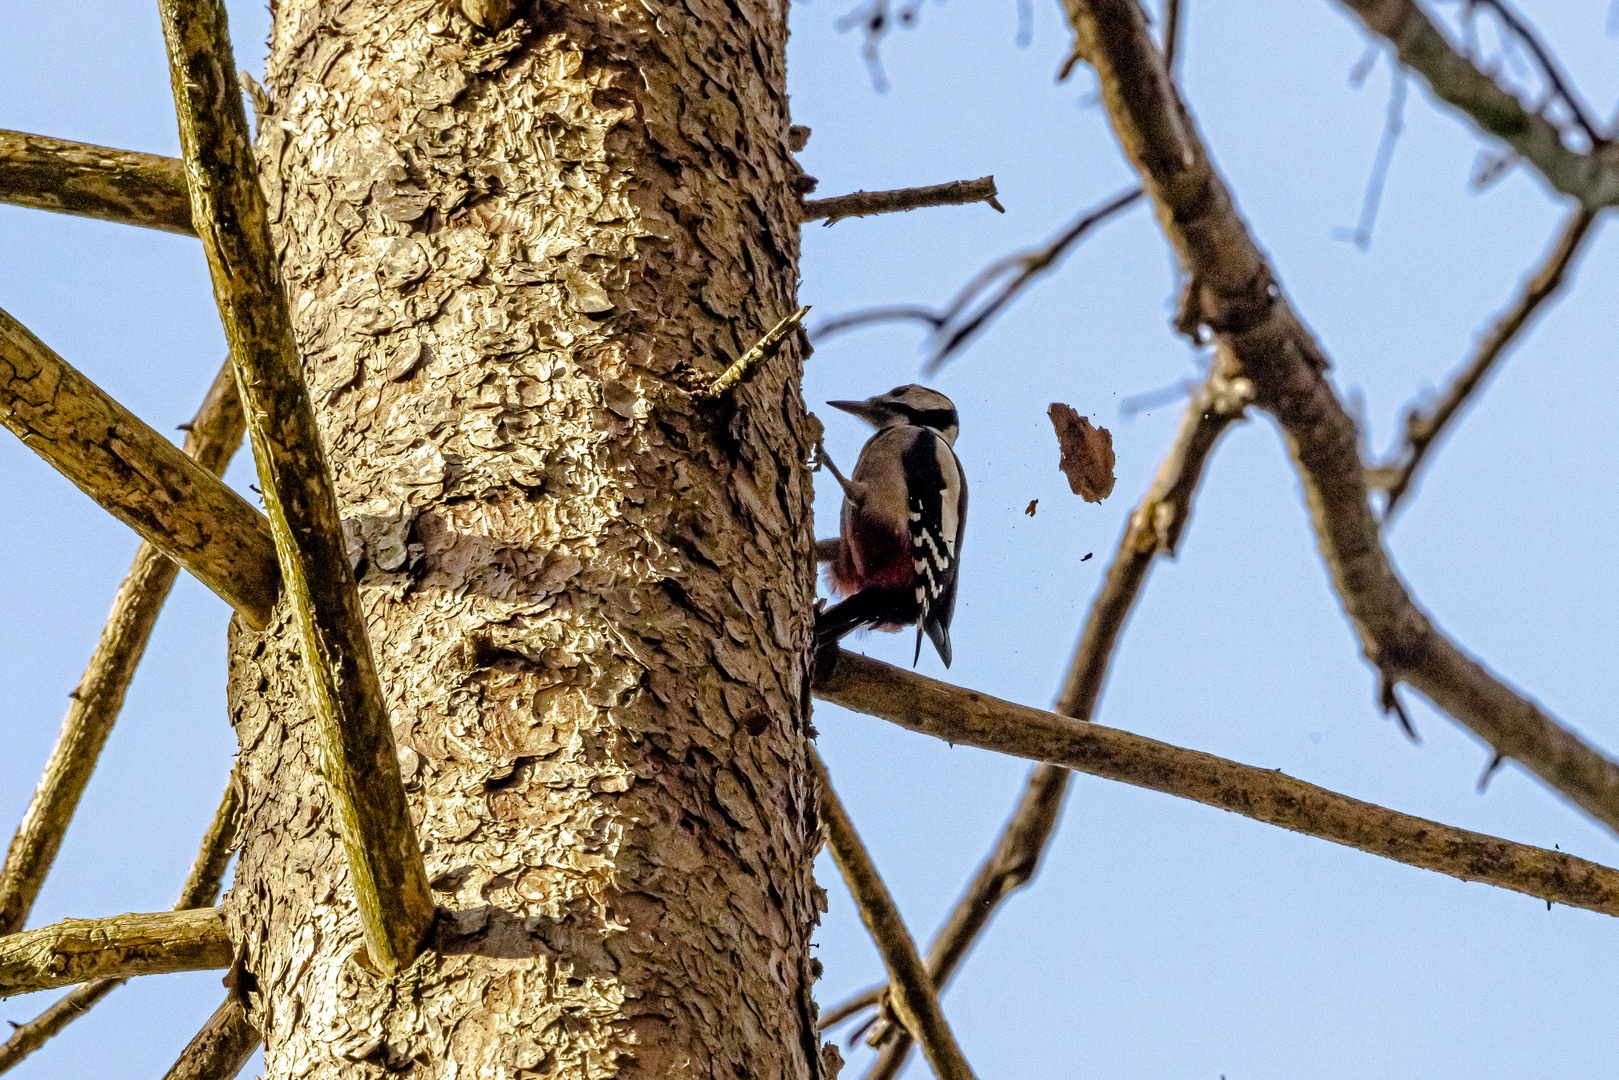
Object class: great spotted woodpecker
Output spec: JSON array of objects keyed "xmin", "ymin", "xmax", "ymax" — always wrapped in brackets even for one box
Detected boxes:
[{"xmin": 814, "ymin": 385, "xmax": 967, "ymax": 667}]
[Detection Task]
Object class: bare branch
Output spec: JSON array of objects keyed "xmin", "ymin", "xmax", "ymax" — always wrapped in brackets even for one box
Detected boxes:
[
  {"xmin": 1372, "ymin": 205, "xmax": 1600, "ymax": 517},
  {"xmin": 0, "ymin": 309, "xmax": 278, "ymax": 627},
  {"xmin": 1062, "ymin": 0, "xmax": 1619, "ymax": 837},
  {"xmin": 0, "ymin": 909, "xmax": 231, "ymax": 999},
  {"xmin": 159, "ymin": 0, "xmax": 435, "ymax": 973},
  {"xmin": 705, "ymin": 307, "xmax": 810, "ymax": 397},
  {"xmin": 803, "ymin": 177, "xmax": 1005, "ymax": 225},
  {"xmin": 923, "ymin": 187, "xmax": 1144, "ymax": 372},
  {"xmin": 814, "ymin": 651, "xmax": 1619, "ymax": 917},
  {"xmin": 1329, "ymin": 0, "xmax": 1619, "ymax": 206},
  {"xmin": 808, "ymin": 188, "xmax": 1144, "ymax": 364},
  {"xmin": 0, "ymin": 777, "xmax": 243, "ymax": 1072},
  {"xmin": 810, "ymin": 749, "xmax": 980, "ymax": 1080},
  {"xmin": 848, "ymin": 764, "xmax": 1070, "ymax": 1079},
  {"xmin": 1056, "ymin": 373, "xmax": 1246, "ymax": 719},
  {"xmin": 160, "ymin": 998, "xmax": 260, "ymax": 1080},
  {"xmin": 0, "ymin": 131, "xmax": 193, "ymax": 235},
  {"xmin": 1163, "ymin": 0, "xmax": 1186, "ymax": 73},
  {"xmin": 0, "ymin": 359, "xmax": 245, "ymax": 938}
]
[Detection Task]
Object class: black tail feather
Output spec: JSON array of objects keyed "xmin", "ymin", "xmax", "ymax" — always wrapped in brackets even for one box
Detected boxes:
[{"xmin": 816, "ymin": 587, "xmax": 950, "ymax": 667}]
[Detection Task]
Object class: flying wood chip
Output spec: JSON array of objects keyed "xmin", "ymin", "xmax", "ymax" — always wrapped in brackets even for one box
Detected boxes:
[{"xmin": 1048, "ymin": 404, "xmax": 1115, "ymax": 502}]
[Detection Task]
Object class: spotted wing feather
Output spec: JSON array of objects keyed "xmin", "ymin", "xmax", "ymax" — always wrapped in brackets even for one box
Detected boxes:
[{"xmin": 901, "ymin": 429, "xmax": 966, "ymax": 667}]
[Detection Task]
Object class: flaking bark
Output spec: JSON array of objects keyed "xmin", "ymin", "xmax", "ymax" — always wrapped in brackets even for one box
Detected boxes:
[{"xmin": 223, "ymin": 0, "xmax": 821, "ymax": 1076}]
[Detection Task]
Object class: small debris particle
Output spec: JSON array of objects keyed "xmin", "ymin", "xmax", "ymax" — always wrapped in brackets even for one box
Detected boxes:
[
  {"xmin": 1081, "ymin": 552, "xmax": 1093, "ymax": 562},
  {"xmin": 1024, "ymin": 499, "xmax": 1038, "ymax": 517},
  {"xmin": 1048, "ymin": 403, "xmax": 1116, "ymax": 502}
]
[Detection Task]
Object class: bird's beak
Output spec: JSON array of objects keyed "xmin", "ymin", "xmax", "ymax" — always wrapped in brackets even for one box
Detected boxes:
[{"xmin": 827, "ymin": 398, "xmax": 889, "ymax": 426}]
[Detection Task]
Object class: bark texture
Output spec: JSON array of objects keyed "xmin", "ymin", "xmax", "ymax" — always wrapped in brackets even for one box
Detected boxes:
[{"xmin": 224, "ymin": 1, "xmax": 821, "ymax": 1077}]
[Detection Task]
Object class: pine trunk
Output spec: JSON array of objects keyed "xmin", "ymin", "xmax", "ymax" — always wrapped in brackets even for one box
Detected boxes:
[{"xmin": 223, "ymin": 1, "xmax": 823, "ymax": 1075}]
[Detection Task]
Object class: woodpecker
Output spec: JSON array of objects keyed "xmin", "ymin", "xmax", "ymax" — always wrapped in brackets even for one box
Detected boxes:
[{"xmin": 814, "ymin": 385, "xmax": 967, "ymax": 667}]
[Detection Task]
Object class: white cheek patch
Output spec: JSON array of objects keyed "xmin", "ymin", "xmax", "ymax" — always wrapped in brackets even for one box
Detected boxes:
[{"xmin": 934, "ymin": 442, "xmax": 960, "ymax": 555}]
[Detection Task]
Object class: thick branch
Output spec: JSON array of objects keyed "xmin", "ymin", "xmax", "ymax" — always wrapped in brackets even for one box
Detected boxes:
[
  {"xmin": 0, "ymin": 359, "xmax": 245, "ymax": 938},
  {"xmin": 0, "ymin": 131, "xmax": 194, "ymax": 235},
  {"xmin": 158, "ymin": 0, "xmax": 434, "ymax": 973},
  {"xmin": 1329, "ymin": 0, "xmax": 1619, "ymax": 207},
  {"xmin": 803, "ymin": 177, "xmax": 1003, "ymax": 224},
  {"xmin": 815, "ymin": 652, "xmax": 1619, "ymax": 916},
  {"xmin": 811, "ymin": 750, "xmax": 980, "ymax": 1080},
  {"xmin": 1061, "ymin": 0, "xmax": 1619, "ymax": 837},
  {"xmin": 0, "ymin": 309, "xmax": 277, "ymax": 627},
  {"xmin": 0, "ymin": 909, "xmax": 230, "ymax": 999},
  {"xmin": 161, "ymin": 998, "xmax": 261, "ymax": 1080},
  {"xmin": 0, "ymin": 777, "xmax": 242, "ymax": 1072},
  {"xmin": 1372, "ymin": 205, "xmax": 1599, "ymax": 516}
]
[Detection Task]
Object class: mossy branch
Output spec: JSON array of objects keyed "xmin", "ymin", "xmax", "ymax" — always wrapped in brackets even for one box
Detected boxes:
[
  {"xmin": 0, "ymin": 358, "xmax": 246, "ymax": 939},
  {"xmin": 160, "ymin": 997, "xmax": 261, "ymax": 1080},
  {"xmin": 0, "ymin": 909, "xmax": 231, "ymax": 999},
  {"xmin": 157, "ymin": 0, "xmax": 434, "ymax": 974},
  {"xmin": 0, "ymin": 130, "xmax": 195, "ymax": 234},
  {"xmin": 815, "ymin": 651, "xmax": 1619, "ymax": 916},
  {"xmin": 0, "ymin": 310, "xmax": 277, "ymax": 627},
  {"xmin": 0, "ymin": 776, "xmax": 243, "ymax": 1071}
]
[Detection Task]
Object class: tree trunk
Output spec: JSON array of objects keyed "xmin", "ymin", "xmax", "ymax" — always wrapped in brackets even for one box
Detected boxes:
[{"xmin": 223, "ymin": 1, "xmax": 823, "ymax": 1076}]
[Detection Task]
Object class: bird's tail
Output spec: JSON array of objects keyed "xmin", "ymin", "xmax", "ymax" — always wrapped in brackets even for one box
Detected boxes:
[{"xmin": 815, "ymin": 590, "xmax": 894, "ymax": 650}]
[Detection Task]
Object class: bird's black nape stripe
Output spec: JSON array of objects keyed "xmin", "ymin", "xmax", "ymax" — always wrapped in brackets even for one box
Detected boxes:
[{"xmin": 901, "ymin": 407, "xmax": 958, "ymax": 432}]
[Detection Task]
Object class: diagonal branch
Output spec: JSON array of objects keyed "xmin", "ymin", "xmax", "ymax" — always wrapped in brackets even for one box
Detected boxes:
[
  {"xmin": 160, "ymin": 998, "xmax": 260, "ymax": 1080},
  {"xmin": 811, "ymin": 750, "xmax": 980, "ymax": 1080},
  {"xmin": 1062, "ymin": 0, "xmax": 1619, "ymax": 837},
  {"xmin": 0, "ymin": 908, "xmax": 231, "ymax": 999},
  {"xmin": 0, "ymin": 358, "xmax": 246, "ymax": 938},
  {"xmin": 832, "ymin": 372, "xmax": 1246, "ymax": 1078},
  {"xmin": 158, "ymin": 0, "xmax": 434, "ymax": 973},
  {"xmin": 1329, "ymin": 0, "xmax": 1619, "ymax": 206},
  {"xmin": 0, "ymin": 131, "xmax": 194, "ymax": 235},
  {"xmin": 0, "ymin": 310, "xmax": 278, "ymax": 627},
  {"xmin": 803, "ymin": 176, "xmax": 1005, "ymax": 225},
  {"xmin": 1371, "ymin": 205, "xmax": 1600, "ymax": 517},
  {"xmin": 815, "ymin": 651, "xmax": 1619, "ymax": 916},
  {"xmin": 0, "ymin": 775, "xmax": 244, "ymax": 1073}
]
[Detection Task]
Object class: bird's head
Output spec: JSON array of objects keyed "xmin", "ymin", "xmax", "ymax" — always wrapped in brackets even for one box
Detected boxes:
[{"xmin": 826, "ymin": 384, "xmax": 960, "ymax": 445}]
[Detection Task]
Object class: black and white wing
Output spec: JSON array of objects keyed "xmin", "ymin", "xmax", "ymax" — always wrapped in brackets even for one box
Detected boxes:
[{"xmin": 902, "ymin": 428, "xmax": 967, "ymax": 667}]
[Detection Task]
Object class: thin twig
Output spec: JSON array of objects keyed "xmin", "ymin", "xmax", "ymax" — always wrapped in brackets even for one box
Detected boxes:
[
  {"xmin": 0, "ymin": 130, "xmax": 194, "ymax": 235},
  {"xmin": 1466, "ymin": 0, "xmax": 1604, "ymax": 148},
  {"xmin": 0, "ymin": 909, "xmax": 231, "ymax": 998},
  {"xmin": 0, "ymin": 358, "xmax": 245, "ymax": 937},
  {"xmin": 1371, "ymin": 205, "xmax": 1600, "ymax": 517},
  {"xmin": 1335, "ymin": 62, "xmax": 1407, "ymax": 250},
  {"xmin": 705, "ymin": 307, "xmax": 810, "ymax": 397},
  {"xmin": 0, "ymin": 776, "xmax": 243, "ymax": 1072},
  {"xmin": 160, "ymin": 997, "xmax": 260, "ymax": 1080},
  {"xmin": 808, "ymin": 188, "xmax": 1144, "ymax": 366},
  {"xmin": 811, "ymin": 749, "xmax": 980, "ymax": 1080},
  {"xmin": 159, "ymin": 0, "xmax": 434, "ymax": 973},
  {"xmin": 803, "ymin": 177, "xmax": 1004, "ymax": 225},
  {"xmin": 0, "ymin": 310, "xmax": 278, "ymax": 627},
  {"xmin": 814, "ymin": 650, "xmax": 1619, "ymax": 917},
  {"xmin": 1329, "ymin": 0, "xmax": 1619, "ymax": 207},
  {"xmin": 1064, "ymin": 0, "xmax": 1619, "ymax": 837},
  {"xmin": 1163, "ymin": 0, "xmax": 1185, "ymax": 73}
]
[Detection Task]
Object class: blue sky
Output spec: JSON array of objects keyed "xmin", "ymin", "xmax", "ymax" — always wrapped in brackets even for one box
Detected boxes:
[{"xmin": 3, "ymin": 2, "xmax": 1617, "ymax": 1077}]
